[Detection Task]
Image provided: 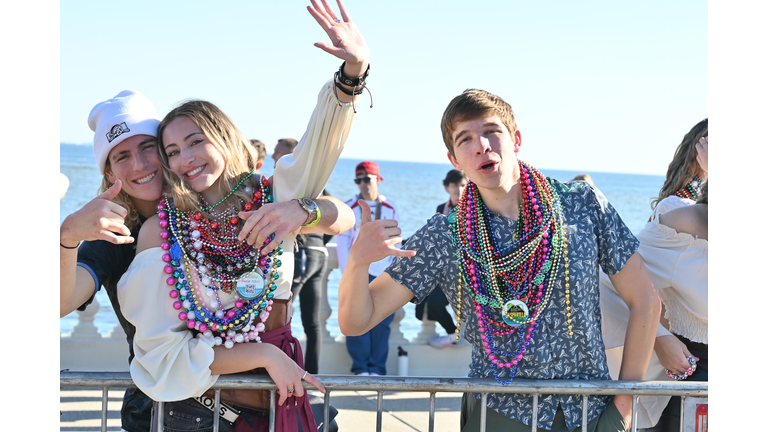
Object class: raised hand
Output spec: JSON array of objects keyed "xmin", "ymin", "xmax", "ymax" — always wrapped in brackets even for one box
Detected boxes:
[
  {"xmin": 349, "ymin": 200, "xmax": 416, "ymax": 266},
  {"xmin": 60, "ymin": 172, "xmax": 70, "ymax": 200},
  {"xmin": 695, "ymin": 136, "xmax": 708, "ymax": 179},
  {"xmin": 237, "ymin": 200, "xmax": 307, "ymax": 255},
  {"xmin": 60, "ymin": 180, "xmax": 134, "ymax": 247},
  {"xmin": 307, "ymin": 0, "xmax": 370, "ymax": 76}
]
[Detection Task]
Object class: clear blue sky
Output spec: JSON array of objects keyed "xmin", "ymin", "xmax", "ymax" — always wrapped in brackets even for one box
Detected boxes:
[
  {"xmin": 60, "ymin": 0, "xmax": 707, "ymax": 176},
  {"xmin": 5, "ymin": 2, "xmax": 768, "ymax": 428}
]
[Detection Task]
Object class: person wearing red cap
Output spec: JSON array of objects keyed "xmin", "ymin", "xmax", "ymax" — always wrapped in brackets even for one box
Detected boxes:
[{"xmin": 336, "ymin": 160, "xmax": 401, "ymax": 376}]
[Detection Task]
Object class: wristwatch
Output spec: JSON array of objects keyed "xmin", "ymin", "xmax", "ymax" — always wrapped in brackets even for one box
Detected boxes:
[{"xmin": 296, "ymin": 198, "xmax": 320, "ymax": 227}]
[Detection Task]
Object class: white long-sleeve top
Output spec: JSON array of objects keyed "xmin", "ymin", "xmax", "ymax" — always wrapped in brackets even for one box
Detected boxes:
[{"xmin": 117, "ymin": 80, "xmax": 357, "ymax": 402}]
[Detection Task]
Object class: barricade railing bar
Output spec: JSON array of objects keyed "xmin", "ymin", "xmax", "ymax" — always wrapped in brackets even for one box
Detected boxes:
[{"xmin": 60, "ymin": 371, "xmax": 708, "ymax": 432}]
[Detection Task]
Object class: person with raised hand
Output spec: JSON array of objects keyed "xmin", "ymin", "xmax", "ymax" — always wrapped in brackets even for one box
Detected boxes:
[
  {"xmin": 60, "ymin": 172, "xmax": 70, "ymax": 200},
  {"xmin": 649, "ymin": 119, "xmax": 708, "ymax": 220},
  {"xmin": 59, "ymin": 90, "xmax": 166, "ymax": 432},
  {"xmin": 599, "ymin": 121, "xmax": 708, "ymax": 429},
  {"xmin": 116, "ymin": 1, "xmax": 369, "ymax": 430},
  {"xmin": 60, "ymin": 92, "xmax": 348, "ymax": 432},
  {"xmin": 338, "ymin": 88, "xmax": 659, "ymax": 432}
]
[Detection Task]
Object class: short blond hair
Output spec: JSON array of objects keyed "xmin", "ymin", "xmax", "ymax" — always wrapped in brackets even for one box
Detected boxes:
[
  {"xmin": 440, "ymin": 89, "xmax": 517, "ymax": 157},
  {"xmin": 572, "ymin": 174, "xmax": 594, "ymax": 185}
]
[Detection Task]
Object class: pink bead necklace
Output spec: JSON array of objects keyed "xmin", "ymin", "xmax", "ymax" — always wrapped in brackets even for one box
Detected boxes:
[
  {"xmin": 157, "ymin": 172, "xmax": 283, "ymax": 349},
  {"xmin": 449, "ymin": 161, "xmax": 569, "ymax": 384}
]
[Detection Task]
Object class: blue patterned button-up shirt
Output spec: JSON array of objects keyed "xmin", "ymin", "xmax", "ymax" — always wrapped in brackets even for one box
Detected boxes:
[{"xmin": 385, "ymin": 179, "xmax": 639, "ymax": 430}]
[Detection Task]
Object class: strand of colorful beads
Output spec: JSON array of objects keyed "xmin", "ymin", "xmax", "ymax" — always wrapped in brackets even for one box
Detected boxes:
[
  {"xmin": 449, "ymin": 161, "xmax": 568, "ymax": 384},
  {"xmin": 673, "ymin": 176, "xmax": 702, "ymax": 201},
  {"xmin": 157, "ymin": 173, "xmax": 284, "ymax": 349}
]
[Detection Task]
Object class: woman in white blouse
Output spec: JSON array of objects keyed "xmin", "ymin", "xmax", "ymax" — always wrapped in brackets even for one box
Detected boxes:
[
  {"xmin": 644, "ymin": 182, "xmax": 707, "ymax": 431},
  {"xmin": 601, "ymin": 182, "xmax": 708, "ymax": 430},
  {"xmin": 117, "ymin": 1, "xmax": 370, "ymax": 430}
]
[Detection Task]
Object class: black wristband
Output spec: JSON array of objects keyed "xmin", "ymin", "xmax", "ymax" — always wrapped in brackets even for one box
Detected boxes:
[
  {"xmin": 60, "ymin": 241, "xmax": 81, "ymax": 249},
  {"xmin": 334, "ymin": 77, "xmax": 365, "ymax": 96},
  {"xmin": 337, "ymin": 61, "xmax": 370, "ymax": 87}
]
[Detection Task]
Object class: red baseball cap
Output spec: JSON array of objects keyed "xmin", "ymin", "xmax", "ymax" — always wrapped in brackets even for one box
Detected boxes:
[{"xmin": 355, "ymin": 161, "xmax": 384, "ymax": 181}]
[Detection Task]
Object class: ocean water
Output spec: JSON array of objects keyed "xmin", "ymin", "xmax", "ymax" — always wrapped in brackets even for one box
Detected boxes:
[{"xmin": 60, "ymin": 143, "xmax": 664, "ymax": 340}]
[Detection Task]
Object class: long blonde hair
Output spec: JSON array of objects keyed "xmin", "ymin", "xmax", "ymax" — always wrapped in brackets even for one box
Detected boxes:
[
  {"xmin": 100, "ymin": 160, "xmax": 142, "ymax": 231},
  {"xmin": 651, "ymin": 118, "xmax": 708, "ymax": 211},
  {"xmin": 157, "ymin": 100, "xmax": 263, "ymax": 221}
]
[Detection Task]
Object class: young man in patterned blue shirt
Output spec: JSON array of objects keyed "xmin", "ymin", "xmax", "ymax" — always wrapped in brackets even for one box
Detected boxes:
[{"xmin": 337, "ymin": 89, "xmax": 661, "ymax": 432}]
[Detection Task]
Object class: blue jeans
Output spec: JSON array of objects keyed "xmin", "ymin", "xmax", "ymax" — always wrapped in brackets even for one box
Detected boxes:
[{"xmin": 346, "ymin": 274, "xmax": 394, "ymax": 375}]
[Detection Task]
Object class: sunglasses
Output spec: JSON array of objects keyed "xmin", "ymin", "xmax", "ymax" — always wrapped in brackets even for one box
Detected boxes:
[{"xmin": 354, "ymin": 177, "xmax": 373, "ymax": 184}]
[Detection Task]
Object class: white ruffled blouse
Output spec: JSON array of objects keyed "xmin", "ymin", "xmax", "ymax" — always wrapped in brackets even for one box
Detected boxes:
[
  {"xmin": 637, "ymin": 220, "xmax": 708, "ymax": 344},
  {"xmin": 600, "ymin": 217, "xmax": 707, "ymax": 428},
  {"xmin": 651, "ymin": 195, "xmax": 695, "ymax": 221},
  {"xmin": 117, "ymin": 80, "xmax": 357, "ymax": 402}
]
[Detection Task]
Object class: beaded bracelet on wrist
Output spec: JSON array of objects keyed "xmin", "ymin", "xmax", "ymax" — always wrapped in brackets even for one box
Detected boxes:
[{"xmin": 666, "ymin": 357, "xmax": 697, "ymax": 380}]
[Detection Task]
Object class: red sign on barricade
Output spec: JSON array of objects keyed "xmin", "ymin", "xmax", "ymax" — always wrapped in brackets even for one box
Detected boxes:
[{"xmin": 695, "ymin": 403, "xmax": 707, "ymax": 432}]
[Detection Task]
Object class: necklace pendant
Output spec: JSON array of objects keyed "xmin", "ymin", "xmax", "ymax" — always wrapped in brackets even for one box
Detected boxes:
[
  {"xmin": 236, "ymin": 269, "xmax": 266, "ymax": 300},
  {"xmin": 502, "ymin": 299, "xmax": 529, "ymax": 327}
]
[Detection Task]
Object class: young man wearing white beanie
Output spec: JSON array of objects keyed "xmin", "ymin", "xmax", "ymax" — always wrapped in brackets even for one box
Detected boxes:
[{"xmin": 60, "ymin": 89, "xmax": 164, "ymax": 432}]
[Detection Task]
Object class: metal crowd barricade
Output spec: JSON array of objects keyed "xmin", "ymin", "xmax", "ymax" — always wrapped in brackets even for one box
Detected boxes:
[{"xmin": 60, "ymin": 371, "xmax": 708, "ymax": 432}]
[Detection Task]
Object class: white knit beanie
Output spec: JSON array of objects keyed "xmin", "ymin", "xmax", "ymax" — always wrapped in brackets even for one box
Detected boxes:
[{"xmin": 88, "ymin": 90, "xmax": 161, "ymax": 174}]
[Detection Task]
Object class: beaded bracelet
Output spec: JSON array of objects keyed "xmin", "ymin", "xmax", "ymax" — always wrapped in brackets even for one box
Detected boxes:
[{"xmin": 665, "ymin": 357, "xmax": 697, "ymax": 381}]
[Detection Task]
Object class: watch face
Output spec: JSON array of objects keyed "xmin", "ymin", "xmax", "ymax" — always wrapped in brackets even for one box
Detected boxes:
[{"xmin": 300, "ymin": 198, "xmax": 317, "ymax": 211}]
